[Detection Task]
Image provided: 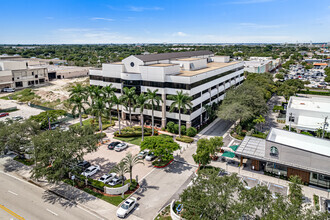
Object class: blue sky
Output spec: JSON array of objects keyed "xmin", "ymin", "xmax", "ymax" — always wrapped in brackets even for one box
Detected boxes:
[{"xmin": 1, "ymin": 0, "xmax": 330, "ymax": 44}]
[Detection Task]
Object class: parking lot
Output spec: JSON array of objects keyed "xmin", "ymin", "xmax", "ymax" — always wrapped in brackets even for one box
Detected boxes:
[{"xmin": 83, "ymin": 141, "xmax": 154, "ymax": 181}]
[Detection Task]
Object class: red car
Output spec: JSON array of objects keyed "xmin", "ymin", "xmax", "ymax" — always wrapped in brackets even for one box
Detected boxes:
[{"xmin": 0, "ymin": 112, "xmax": 9, "ymax": 118}]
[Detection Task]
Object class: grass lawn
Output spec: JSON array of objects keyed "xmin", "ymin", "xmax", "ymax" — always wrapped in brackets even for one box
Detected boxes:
[
  {"xmin": 83, "ymin": 188, "xmax": 129, "ymax": 206},
  {"xmin": 114, "ymin": 136, "xmax": 142, "ymax": 146}
]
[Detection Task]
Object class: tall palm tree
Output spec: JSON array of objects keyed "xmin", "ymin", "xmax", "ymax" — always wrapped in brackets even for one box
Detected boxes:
[
  {"xmin": 121, "ymin": 87, "xmax": 136, "ymax": 127},
  {"xmin": 111, "ymin": 160, "xmax": 129, "ymax": 186},
  {"xmin": 102, "ymin": 84, "xmax": 116, "ymax": 125},
  {"xmin": 112, "ymin": 94, "xmax": 122, "ymax": 135},
  {"xmin": 90, "ymin": 97, "xmax": 106, "ymax": 133},
  {"xmin": 146, "ymin": 89, "xmax": 162, "ymax": 136},
  {"xmin": 122, "ymin": 153, "xmax": 144, "ymax": 184},
  {"xmin": 168, "ymin": 90, "xmax": 193, "ymax": 137},
  {"xmin": 134, "ymin": 93, "xmax": 149, "ymax": 141},
  {"xmin": 69, "ymin": 95, "xmax": 89, "ymax": 126}
]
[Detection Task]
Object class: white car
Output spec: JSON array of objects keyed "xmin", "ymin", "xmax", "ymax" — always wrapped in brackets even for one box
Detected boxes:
[
  {"xmin": 81, "ymin": 165, "xmax": 100, "ymax": 178},
  {"xmin": 98, "ymin": 173, "xmax": 116, "ymax": 184},
  {"xmin": 116, "ymin": 197, "xmax": 137, "ymax": 218},
  {"xmin": 114, "ymin": 143, "xmax": 128, "ymax": 152},
  {"xmin": 145, "ymin": 152, "xmax": 156, "ymax": 161}
]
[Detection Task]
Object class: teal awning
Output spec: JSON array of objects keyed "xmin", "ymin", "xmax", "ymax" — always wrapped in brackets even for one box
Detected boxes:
[
  {"xmin": 222, "ymin": 151, "xmax": 235, "ymax": 158},
  {"xmin": 230, "ymin": 145, "xmax": 239, "ymax": 152}
]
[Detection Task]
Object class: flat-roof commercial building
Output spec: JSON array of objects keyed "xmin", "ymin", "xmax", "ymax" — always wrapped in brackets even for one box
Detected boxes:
[
  {"xmin": 286, "ymin": 96, "xmax": 330, "ymax": 132},
  {"xmin": 236, "ymin": 128, "xmax": 330, "ymax": 189},
  {"xmin": 89, "ymin": 51, "xmax": 244, "ymax": 128},
  {"xmin": 0, "ymin": 61, "xmax": 48, "ymax": 90}
]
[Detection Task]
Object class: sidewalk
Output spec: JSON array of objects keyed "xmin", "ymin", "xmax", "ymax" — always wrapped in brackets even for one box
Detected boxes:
[{"xmin": 0, "ymin": 155, "xmax": 143, "ymax": 220}]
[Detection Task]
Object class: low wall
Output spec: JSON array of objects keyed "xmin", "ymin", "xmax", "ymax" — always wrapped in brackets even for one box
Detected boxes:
[
  {"xmin": 104, "ymin": 183, "xmax": 129, "ymax": 195},
  {"xmin": 170, "ymin": 200, "xmax": 185, "ymax": 220}
]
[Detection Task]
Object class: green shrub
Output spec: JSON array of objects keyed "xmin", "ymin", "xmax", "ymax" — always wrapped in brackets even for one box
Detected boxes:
[
  {"xmin": 186, "ymin": 127, "xmax": 197, "ymax": 137},
  {"xmin": 181, "ymin": 125, "xmax": 186, "ymax": 135},
  {"xmin": 176, "ymin": 136, "xmax": 194, "ymax": 143},
  {"xmin": 166, "ymin": 121, "xmax": 175, "ymax": 133},
  {"xmin": 173, "ymin": 124, "xmax": 179, "ymax": 134}
]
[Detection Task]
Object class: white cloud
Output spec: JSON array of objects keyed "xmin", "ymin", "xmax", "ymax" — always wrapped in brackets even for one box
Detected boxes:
[
  {"xmin": 238, "ymin": 23, "xmax": 286, "ymax": 29},
  {"xmin": 91, "ymin": 17, "xmax": 114, "ymax": 22},
  {"xmin": 172, "ymin": 32, "xmax": 188, "ymax": 37},
  {"xmin": 229, "ymin": 0, "xmax": 274, "ymax": 4},
  {"xmin": 129, "ymin": 6, "xmax": 163, "ymax": 12}
]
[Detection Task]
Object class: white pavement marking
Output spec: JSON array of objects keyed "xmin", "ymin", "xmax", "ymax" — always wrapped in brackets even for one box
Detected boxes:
[
  {"xmin": 77, "ymin": 205, "xmax": 105, "ymax": 220},
  {"xmin": 8, "ymin": 190, "xmax": 18, "ymax": 196},
  {"xmin": 46, "ymin": 209, "xmax": 58, "ymax": 216}
]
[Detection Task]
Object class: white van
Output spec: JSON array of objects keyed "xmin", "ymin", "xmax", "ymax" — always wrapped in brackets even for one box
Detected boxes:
[{"xmin": 2, "ymin": 88, "xmax": 15, "ymax": 92}]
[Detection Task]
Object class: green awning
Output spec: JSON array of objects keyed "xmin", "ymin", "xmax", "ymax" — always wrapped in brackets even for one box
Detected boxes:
[
  {"xmin": 222, "ymin": 151, "xmax": 235, "ymax": 158},
  {"xmin": 230, "ymin": 145, "xmax": 239, "ymax": 152}
]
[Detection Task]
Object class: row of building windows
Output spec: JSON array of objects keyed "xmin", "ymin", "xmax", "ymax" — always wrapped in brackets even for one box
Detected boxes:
[{"xmin": 90, "ymin": 67, "xmax": 244, "ymax": 90}]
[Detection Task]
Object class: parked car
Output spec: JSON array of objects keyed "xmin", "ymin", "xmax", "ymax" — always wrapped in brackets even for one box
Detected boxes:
[
  {"xmin": 0, "ymin": 112, "xmax": 9, "ymax": 118},
  {"xmin": 325, "ymin": 200, "xmax": 330, "ymax": 213},
  {"xmin": 114, "ymin": 143, "xmax": 128, "ymax": 152},
  {"xmin": 12, "ymin": 116, "xmax": 23, "ymax": 121},
  {"xmin": 77, "ymin": 161, "xmax": 91, "ymax": 171},
  {"xmin": 116, "ymin": 197, "xmax": 137, "ymax": 218},
  {"xmin": 145, "ymin": 152, "xmax": 156, "ymax": 161},
  {"xmin": 108, "ymin": 141, "xmax": 120, "ymax": 150},
  {"xmin": 109, "ymin": 176, "xmax": 126, "ymax": 186},
  {"xmin": 137, "ymin": 150, "xmax": 149, "ymax": 159},
  {"xmin": 98, "ymin": 173, "xmax": 117, "ymax": 184},
  {"xmin": 81, "ymin": 165, "xmax": 100, "ymax": 177},
  {"xmin": 2, "ymin": 88, "xmax": 15, "ymax": 92}
]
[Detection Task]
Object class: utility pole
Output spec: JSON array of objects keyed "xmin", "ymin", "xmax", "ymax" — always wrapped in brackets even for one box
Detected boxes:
[
  {"xmin": 322, "ymin": 116, "xmax": 328, "ymax": 139},
  {"xmin": 289, "ymin": 113, "xmax": 292, "ymax": 132}
]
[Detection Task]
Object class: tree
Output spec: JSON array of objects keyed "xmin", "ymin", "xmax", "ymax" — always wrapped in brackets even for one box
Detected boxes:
[
  {"xmin": 111, "ymin": 161, "xmax": 129, "ymax": 186},
  {"xmin": 112, "ymin": 95, "xmax": 122, "ymax": 135},
  {"xmin": 134, "ymin": 93, "xmax": 149, "ymax": 141},
  {"xmin": 140, "ymin": 136, "xmax": 180, "ymax": 162},
  {"xmin": 102, "ymin": 84, "xmax": 116, "ymax": 125},
  {"xmin": 31, "ymin": 125, "xmax": 99, "ymax": 183},
  {"xmin": 90, "ymin": 97, "xmax": 106, "ymax": 133},
  {"xmin": 168, "ymin": 90, "xmax": 193, "ymax": 137},
  {"xmin": 193, "ymin": 137, "xmax": 223, "ymax": 167},
  {"xmin": 146, "ymin": 89, "xmax": 162, "ymax": 135},
  {"xmin": 122, "ymin": 153, "xmax": 144, "ymax": 184},
  {"xmin": 0, "ymin": 120, "xmax": 40, "ymax": 157},
  {"xmin": 122, "ymin": 87, "xmax": 136, "ymax": 127},
  {"xmin": 69, "ymin": 95, "xmax": 89, "ymax": 126},
  {"xmin": 253, "ymin": 115, "xmax": 266, "ymax": 131}
]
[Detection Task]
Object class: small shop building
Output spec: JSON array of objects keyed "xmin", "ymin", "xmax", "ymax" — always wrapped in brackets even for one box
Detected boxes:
[{"xmin": 235, "ymin": 127, "xmax": 330, "ymax": 189}]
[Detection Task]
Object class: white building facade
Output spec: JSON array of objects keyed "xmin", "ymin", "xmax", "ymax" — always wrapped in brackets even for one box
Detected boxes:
[
  {"xmin": 286, "ymin": 96, "xmax": 330, "ymax": 132},
  {"xmin": 89, "ymin": 51, "xmax": 244, "ymax": 128}
]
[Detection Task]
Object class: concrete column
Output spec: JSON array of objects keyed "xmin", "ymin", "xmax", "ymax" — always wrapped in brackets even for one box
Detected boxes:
[
  {"xmin": 186, "ymin": 121, "xmax": 192, "ymax": 129},
  {"xmin": 161, "ymin": 93, "xmax": 166, "ymax": 128}
]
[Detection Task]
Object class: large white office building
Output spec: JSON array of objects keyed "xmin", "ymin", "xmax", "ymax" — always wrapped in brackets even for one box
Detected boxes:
[{"xmin": 89, "ymin": 51, "xmax": 244, "ymax": 128}]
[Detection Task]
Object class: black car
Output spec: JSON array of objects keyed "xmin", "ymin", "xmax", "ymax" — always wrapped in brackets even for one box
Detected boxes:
[
  {"xmin": 108, "ymin": 141, "xmax": 120, "ymax": 150},
  {"xmin": 77, "ymin": 161, "xmax": 91, "ymax": 171}
]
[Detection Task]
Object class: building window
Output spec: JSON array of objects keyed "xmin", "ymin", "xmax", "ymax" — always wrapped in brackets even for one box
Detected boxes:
[{"xmin": 270, "ymin": 146, "xmax": 278, "ymax": 156}]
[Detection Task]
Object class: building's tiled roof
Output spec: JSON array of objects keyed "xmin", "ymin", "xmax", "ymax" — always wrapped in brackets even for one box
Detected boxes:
[{"xmin": 133, "ymin": 50, "xmax": 213, "ymax": 62}]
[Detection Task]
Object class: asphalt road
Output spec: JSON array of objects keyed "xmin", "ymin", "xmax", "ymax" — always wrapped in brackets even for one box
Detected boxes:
[{"xmin": 0, "ymin": 171, "xmax": 103, "ymax": 220}]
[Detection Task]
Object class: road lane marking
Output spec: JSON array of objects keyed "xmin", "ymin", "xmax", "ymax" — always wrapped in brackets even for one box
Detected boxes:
[
  {"xmin": 0, "ymin": 204, "xmax": 25, "ymax": 220},
  {"xmin": 8, "ymin": 190, "xmax": 18, "ymax": 196},
  {"xmin": 46, "ymin": 209, "xmax": 58, "ymax": 216}
]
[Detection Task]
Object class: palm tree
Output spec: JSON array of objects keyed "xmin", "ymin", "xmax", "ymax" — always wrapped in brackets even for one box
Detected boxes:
[
  {"xmin": 90, "ymin": 97, "xmax": 106, "ymax": 133},
  {"xmin": 146, "ymin": 89, "xmax": 162, "ymax": 136},
  {"xmin": 122, "ymin": 153, "xmax": 144, "ymax": 184},
  {"xmin": 69, "ymin": 95, "xmax": 89, "ymax": 126},
  {"xmin": 112, "ymin": 95, "xmax": 123, "ymax": 135},
  {"xmin": 122, "ymin": 87, "xmax": 136, "ymax": 127},
  {"xmin": 168, "ymin": 90, "xmax": 193, "ymax": 137},
  {"xmin": 111, "ymin": 161, "xmax": 129, "ymax": 186},
  {"xmin": 102, "ymin": 85, "xmax": 116, "ymax": 125},
  {"xmin": 134, "ymin": 93, "xmax": 149, "ymax": 141}
]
